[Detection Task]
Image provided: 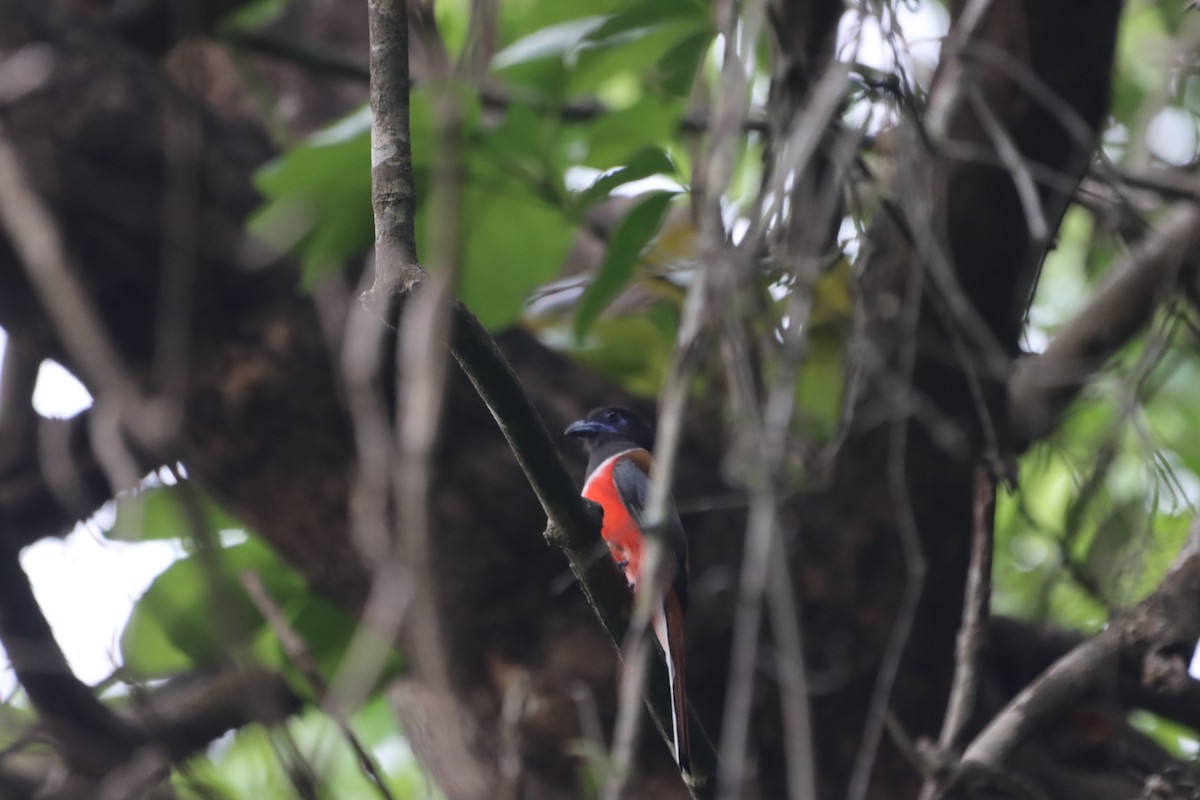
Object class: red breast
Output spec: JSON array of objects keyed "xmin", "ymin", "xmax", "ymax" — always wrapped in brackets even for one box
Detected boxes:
[{"xmin": 582, "ymin": 451, "xmax": 649, "ymax": 585}]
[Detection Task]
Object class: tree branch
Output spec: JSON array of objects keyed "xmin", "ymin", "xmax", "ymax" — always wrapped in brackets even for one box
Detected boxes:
[
  {"xmin": 988, "ymin": 614, "xmax": 1200, "ymax": 741},
  {"xmin": 1009, "ymin": 203, "xmax": 1200, "ymax": 446},
  {"xmin": 961, "ymin": 518, "xmax": 1200, "ymax": 769},
  {"xmin": 0, "ymin": 667, "xmax": 302, "ymax": 798},
  {"xmin": 920, "ymin": 463, "xmax": 997, "ymax": 799},
  {"xmin": 107, "ymin": 0, "xmax": 259, "ymax": 55},
  {"xmin": 0, "ymin": 410, "xmax": 147, "ymax": 548},
  {"xmin": 131, "ymin": 667, "xmax": 302, "ymax": 759},
  {"xmin": 0, "ymin": 544, "xmax": 138, "ymax": 776}
]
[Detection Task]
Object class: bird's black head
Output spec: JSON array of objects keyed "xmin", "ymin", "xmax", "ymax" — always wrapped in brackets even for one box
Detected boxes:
[{"xmin": 565, "ymin": 406, "xmax": 655, "ymax": 456}]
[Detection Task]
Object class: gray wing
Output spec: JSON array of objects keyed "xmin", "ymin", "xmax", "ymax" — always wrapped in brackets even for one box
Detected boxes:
[{"xmin": 611, "ymin": 457, "xmax": 689, "ymax": 610}]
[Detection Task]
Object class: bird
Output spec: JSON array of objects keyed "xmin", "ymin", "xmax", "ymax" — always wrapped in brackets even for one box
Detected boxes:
[{"xmin": 565, "ymin": 406, "xmax": 690, "ymax": 776}]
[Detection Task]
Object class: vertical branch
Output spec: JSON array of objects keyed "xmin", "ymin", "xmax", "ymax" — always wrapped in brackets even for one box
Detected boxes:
[
  {"xmin": 332, "ymin": 0, "xmax": 443, "ymax": 717},
  {"xmin": 606, "ymin": 0, "xmax": 768, "ymax": 795},
  {"xmin": 391, "ymin": 66, "xmax": 463, "ymax": 701},
  {"xmin": 940, "ymin": 464, "xmax": 996, "ymax": 751},
  {"xmin": 242, "ymin": 571, "xmax": 397, "ymax": 800},
  {"xmin": 919, "ymin": 463, "xmax": 996, "ymax": 799},
  {"xmin": 366, "ymin": 0, "xmax": 421, "ymax": 300}
]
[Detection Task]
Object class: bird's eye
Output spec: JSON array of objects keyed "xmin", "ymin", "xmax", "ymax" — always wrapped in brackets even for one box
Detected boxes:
[{"xmin": 604, "ymin": 410, "xmax": 619, "ymax": 424}]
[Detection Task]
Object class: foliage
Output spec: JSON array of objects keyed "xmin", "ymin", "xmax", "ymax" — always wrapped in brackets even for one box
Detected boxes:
[
  {"xmin": 10, "ymin": 0, "xmax": 1200, "ymax": 794},
  {"xmin": 241, "ymin": 0, "xmax": 1200, "ymax": 769},
  {"xmin": 172, "ymin": 695, "xmax": 433, "ymax": 800}
]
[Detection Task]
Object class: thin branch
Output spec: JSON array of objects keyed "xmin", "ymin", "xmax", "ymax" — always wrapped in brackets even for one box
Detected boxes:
[
  {"xmin": 241, "ymin": 572, "xmax": 396, "ymax": 800},
  {"xmin": 608, "ymin": 3, "xmax": 767, "ymax": 799},
  {"xmin": 133, "ymin": 667, "xmax": 302, "ymax": 757},
  {"xmin": 940, "ymin": 464, "xmax": 996, "ymax": 750},
  {"xmin": 0, "ymin": 127, "xmax": 139, "ymax": 412},
  {"xmin": 920, "ymin": 463, "xmax": 996, "ymax": 800},
  {"xmin": 923, "ymin": 0, "xmax": 996, "ymax": 141},
  {"xmin": 0, "ymin": 124, "xmax": 176, "ymax": 502},
  {"xmin": 223, "ymin": 29, "xmax": 374, "ymax": 82},
  {"xmin": 964, "ymin": 84, "xmax": 1049, "ymax": 246},
  {"xmin": 1009, "ymin": 203, "xmax": 1200, "ymax": 445},
  {"xmin": 1, "ymin": 414, "xmax": 113, "ymax": 544},
  {"xmin": 223, "ymin": 29, "xmax": 773, "ymax": 134}
]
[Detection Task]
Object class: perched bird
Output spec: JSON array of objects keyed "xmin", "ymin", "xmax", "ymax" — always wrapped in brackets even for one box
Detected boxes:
[{"xmin": 565, "ymin": 406, "xmax": 690, "ymax": 775}]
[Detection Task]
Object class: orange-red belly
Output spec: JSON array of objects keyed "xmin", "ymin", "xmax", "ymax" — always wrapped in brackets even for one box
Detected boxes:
[{"xmin": 582, "ymin": 456, "xmax": 645, "ymax": 586}]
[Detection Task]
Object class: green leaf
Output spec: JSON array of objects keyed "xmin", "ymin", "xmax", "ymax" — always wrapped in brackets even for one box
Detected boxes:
[
  {"xmin": 564, "ymin": 314, "xmax": 675, "ymax": 397},
  {"xmin": 120, "ymin": 538, "xmax": 304, "ymax": 677},
  {"xmin": 794, "ymin": 331, "xmax": 845, "ymax": 439},
  {"xmin": 570, "ymin": 19, "xmax": 708, "ymax": 96},
  {"xmin": 581, "ymin": 95, "xmax": 687, "ymax": 168},
  {"xmin": 656, "ymin": 29, "xmax": 710, "ymax": 96},
  {"xmin": 588, "ymin": 0, "xmax": 707, "ymax": 40},
  {"xmin": 248, "ymin": 110, "xmax": 373, "ymax": 289},
  {"xmin": 492, "ymin": 16, "xmax": 610, "ymax": 70},
  {"xmin": 220, "ymin": 0, "xmax": 289, "ymax": 32},
  {"xmin": 108, "ymin": 485, "xmax": 242, "ymax": 542},
  {"xmin": 422, "ymin": 182, "xmax": 575, "ymax": 331},
  {"xmin": 578, "ymin": 147, "xmax": 676, "ymax": 208},
  {"xmin": 1082, "ymin": 501, "xmax": 1140, "ymax": 600},
  {"xmin": 573, "ymin": 191, "xmax": 675, "ymax": 339}
]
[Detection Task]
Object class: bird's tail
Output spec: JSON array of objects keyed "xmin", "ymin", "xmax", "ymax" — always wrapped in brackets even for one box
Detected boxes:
[{"xmin": 653, "ymin": 592, "xmax": 691, "ymax": 778}]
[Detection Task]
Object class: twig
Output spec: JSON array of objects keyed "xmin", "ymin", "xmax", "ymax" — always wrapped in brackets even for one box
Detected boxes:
[
  {"xmin": 765, "ymin": 529, "xmax": 818, "ymax": 800},
  {"xmin": 964, "ymin": 84, "xmax": 1049, "ymax": 246},
  {"xmin": 847, "ymin": 121, "xmax": 932, "ymax": 800},
  {"xmin": 961, "ymin": 518, "xmax": 1200, "ymax": 768},
  {"xmin": 389, "ymin": 73, "xmax": 462, "ymax": 696},
  {"xmin": 1009, "ymin": 203, "xmax": 1200, "ymax": 445},
  {"xmin": 0, "ymin": 124, "xmax": 177, "ymax": 499},
  {"xmin": 604, "ymin": 2, "xmax": 766, "ymax": 798},
  {"xmin": 223, "ymin": 29, "xmax": 374, "ymax": 82},
  {"xmin": 940, "ymin": 463, "xmax": 996, "ymax": 750},
  {"xmin": 224, "ymin": 29, "xmax": 772, "ymax": 134},
  {"xmin": 920, "ymin": 463, "xmax": 996, "ymax": 800},
  {"xmin": 134, "ymin": 667, "xmax": 302, "ymax": 756},
  {"xmin": 924, "ymin": 0, "xmax": 996, "ymax": 142},
  {"xmin": 241, "ymin": 571, "xmax": 397, "ymax": 800},
  {"xmin": 719, "ymin": 66, "xmax": 861, "ymax": 800},
  {"xmin": 0, "ymin": 127, "xmax": 139, "ymax": 410}
]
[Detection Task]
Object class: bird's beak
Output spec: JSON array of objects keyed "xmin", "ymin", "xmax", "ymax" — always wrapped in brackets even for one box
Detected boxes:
[{"xmin": 565, "ymin": 420, "xmax": 606, "ymax": 438}]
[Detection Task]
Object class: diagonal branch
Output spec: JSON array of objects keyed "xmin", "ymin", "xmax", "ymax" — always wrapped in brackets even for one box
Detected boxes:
[
  {"xmin": 961, "ymin": 518, "xmax": 1200, "ymax": 770},
  {"xmin": 1009, "ymin": 203, "xmax": 1200, "ymax": 446},
  {"xmin": 0, "ymin": 544, "xmax": 138, "ymax": 776},
  {"xmin": 988, "ymin": 615, "xmax": 1200, "ymax": 739},
  {"xmin": 0, "ymin": 408, "xmax": 163, "ymax": 549}
]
